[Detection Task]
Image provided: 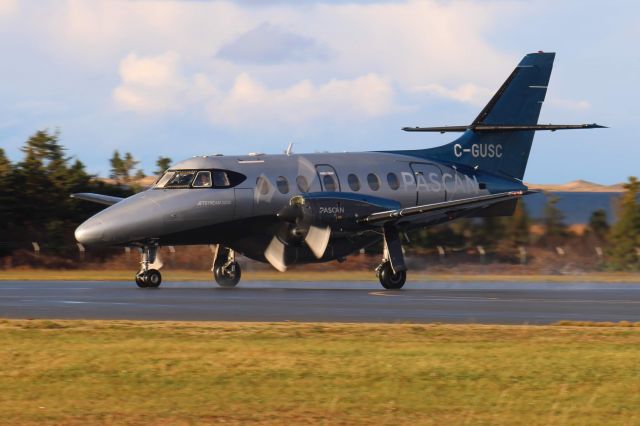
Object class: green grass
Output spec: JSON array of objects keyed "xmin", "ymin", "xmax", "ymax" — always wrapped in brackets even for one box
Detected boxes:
[
  {"xmin": 2, "ymin": 268, "xmax": 640, "ymax": 283},
  {"xmin": 1, "ymin": 320, "xmax": 640, "ymax": 424}
]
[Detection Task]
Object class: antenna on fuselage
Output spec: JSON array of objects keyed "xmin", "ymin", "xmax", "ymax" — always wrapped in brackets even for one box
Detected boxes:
[{"xmin": 285, "ymin": 142, "xmax": 294, "ymax": 156}]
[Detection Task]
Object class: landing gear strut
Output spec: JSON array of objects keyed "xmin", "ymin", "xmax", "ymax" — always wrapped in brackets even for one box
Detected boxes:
[
  {"xmin": 212, "ymin": 246, "xmax": 241, "ymax": 288},
  {"xmin": 376, "ymin": 224, "xmax": 407, "ymax": 290},
  {"xmin": 135, "ymin": 244, "xmax": 162, "ymax": 288}
]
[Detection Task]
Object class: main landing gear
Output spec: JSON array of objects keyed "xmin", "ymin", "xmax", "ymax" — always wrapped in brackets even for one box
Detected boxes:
[
  {"xmin": 375, "ymin": 224, "xmax": 407, "ymax": 290},
  {"xmin": 135, "ymin": 244, "xmax": 162, "ymax": 288},
  {"xmin": 212, "ymin": 246, "xmax": 241, "ymax": 288}
]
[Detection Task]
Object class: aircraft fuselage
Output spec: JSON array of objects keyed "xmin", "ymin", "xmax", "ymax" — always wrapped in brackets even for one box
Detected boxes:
[{"xmin": 75, "ymin": 150, "xmax": 525, "ymax": 264}]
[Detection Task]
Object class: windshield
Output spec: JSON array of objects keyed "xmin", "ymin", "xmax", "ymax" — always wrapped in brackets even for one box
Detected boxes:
[
  {"xmin": 166, "ymin": 170, "xmax": 196, "ymax": 187},
  {"xmin": 192, "ymin": 171, "xmax": 212, "ymax": 188},
  {"xmin": 155, "ymin": 171, "xmax": 175, "ymax": 188},
  {"xmin": 154, "ymin": 169, "xmax": 246, "ymax": 189}
]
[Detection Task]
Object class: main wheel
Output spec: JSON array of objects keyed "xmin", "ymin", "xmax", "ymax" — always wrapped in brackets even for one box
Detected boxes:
[
  {"xmin": 378, "ymin": 262, "xmax": 406, "ymax": 290},
  {"xmin": 135, "ymin": 272, "xmax": 149, "ymax": 288},
  {"xmin": 145, "ymin": 269, "xmax": 162, "ymax": 288},
  {"xmin": 135, "ymin": 270, "xmax": 162, "ymax": 288},
  {"xmin": 214, "ymin": 261, "xmax": 241, "ymax": 288}
]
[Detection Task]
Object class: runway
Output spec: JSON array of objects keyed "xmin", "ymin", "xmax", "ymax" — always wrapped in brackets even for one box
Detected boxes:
[{"xmin": 1, "ymin": 280, "xmax": 640, "ymax": 324}]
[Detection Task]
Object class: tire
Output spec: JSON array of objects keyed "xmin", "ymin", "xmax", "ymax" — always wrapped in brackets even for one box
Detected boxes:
[
  {"xmin": 214, "ymin": 261, "xmax": 241, "ymax": 288},
  {"xmin": 145, "ymin": 269, "xmax": 162, "ymax": 288},
  {"xmin": 378, "ymin": 262, "xmax": 406, "ymax": 290},
  {"xmin": 135, "ymin": 273, "xmax": 148, "ymax": 288}
]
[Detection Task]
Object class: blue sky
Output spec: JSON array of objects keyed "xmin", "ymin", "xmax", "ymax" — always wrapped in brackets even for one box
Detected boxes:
[{"xmin": 0, "ymin": 0, "xmax": 637, "ymax": 184}]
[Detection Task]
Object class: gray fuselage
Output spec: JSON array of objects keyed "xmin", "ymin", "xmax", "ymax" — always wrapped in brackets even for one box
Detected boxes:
[{"xmin": 74, "ymin": 150, "xmax": 525, "ymax": 264}]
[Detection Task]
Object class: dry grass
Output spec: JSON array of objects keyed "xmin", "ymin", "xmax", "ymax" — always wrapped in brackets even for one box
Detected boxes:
[
  {"xmin": 1, "ymin": 320, "xmax": 639, "ymax": 425},
  {"xmin": 2, "ymin": 268, "xmax": 640, "ymax": 283}
]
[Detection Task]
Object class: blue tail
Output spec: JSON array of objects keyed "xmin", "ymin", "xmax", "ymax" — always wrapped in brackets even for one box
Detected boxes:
[{"xmin": 400, "ymin": 52, "xmax": 556, "ymax": 181}]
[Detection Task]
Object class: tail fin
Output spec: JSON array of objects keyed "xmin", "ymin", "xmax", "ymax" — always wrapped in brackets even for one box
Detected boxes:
[
  {"xmin": 424, "ymin": 52, "xmax": 555, "ymax": 180},
  {"xmin": 398, "ymin": 52, "xmax": 604, "ymax": 180},
  {"xmin": 472, "ymin": 51, "xmax": 554, "ymax": 127}
]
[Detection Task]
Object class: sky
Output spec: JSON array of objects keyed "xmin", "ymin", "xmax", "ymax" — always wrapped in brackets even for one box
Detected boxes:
[{"xmin": 0, "ymin": 0, "xmax": 638, "ymax": 184}]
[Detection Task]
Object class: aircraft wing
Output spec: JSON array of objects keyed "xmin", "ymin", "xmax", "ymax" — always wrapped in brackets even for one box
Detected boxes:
[
  {"xmin": 356, "ymin": 191, "xmax": 527, "ymax": 225},
  {"xmin": 70, "ymin": 193, "xmax": 124, "ymax": 206}
]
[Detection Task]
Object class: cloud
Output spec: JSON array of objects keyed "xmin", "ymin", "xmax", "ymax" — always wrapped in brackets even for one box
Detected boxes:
[
  {"xmin": 112, "ymin": 51, "xmax": 395, "ymax": 125},
  {"xmin": 216, "ymin": 23, "xmax": 331, "ymax": 64},
  {"xmin": 113, "ymin": 52, "xmax": 189, "ymax": 113},
  {"xmin": 206, "ymin": 72, "xmax": 394, "ymax": 126},
  {"xmin": 412, "ymin": 83, "xmax": 493, "ymax": 106},
  {"xmin": 546, "ymin": 98, "xmax": 591, "ymax": 111},
  {"xmin": 0, "ymin": 0, "xmax": 17, "ymax": 18}
]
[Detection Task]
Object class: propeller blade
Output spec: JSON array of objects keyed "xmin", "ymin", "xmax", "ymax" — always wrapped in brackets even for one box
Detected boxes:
[
  {"xmin": 305, "ymin": 225, "xmax": 331, "ymax": 259},
  {"xmin": 264, "ymin": 236, "xmax": 288, "ymax": 272}
]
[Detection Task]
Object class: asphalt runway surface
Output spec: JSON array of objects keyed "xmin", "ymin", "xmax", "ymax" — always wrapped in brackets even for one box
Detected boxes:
[{"xmin": 2, "ymin": 280, "xmax": 640, "ymax": 324}]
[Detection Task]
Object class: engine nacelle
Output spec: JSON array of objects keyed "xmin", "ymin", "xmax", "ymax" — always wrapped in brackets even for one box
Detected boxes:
[{"xmin": 284, "ymin": 192, "xmax": 400, "ymax": 232}]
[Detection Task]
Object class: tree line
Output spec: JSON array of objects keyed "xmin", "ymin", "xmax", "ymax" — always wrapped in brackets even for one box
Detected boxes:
[
  {"xmin": 0, "ymin": 130, "xmax": 169, "ymax": 256},
  {"xmin": 1, "ymin": 129, "xmax": 639, "ymax": 270}
]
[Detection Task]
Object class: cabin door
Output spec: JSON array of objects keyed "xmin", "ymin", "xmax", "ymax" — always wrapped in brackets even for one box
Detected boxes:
[
  {"xmin": 410, "ymin": 163, "xmax": 446, "ymax": 206},
  {"xmin": 315, "ymin": 165, "xmax": 341, "ymax": 192}
]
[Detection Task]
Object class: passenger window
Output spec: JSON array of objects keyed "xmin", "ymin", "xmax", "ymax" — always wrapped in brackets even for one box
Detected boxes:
[
  {"xmin": 212, "ymin": 171, "xmax": 230, "ymax": 187},
  {"xmin": 348, "ymin": 174, "xmax": 360, "ymax": 191},
  {"xmin": 296, "ymin": 176, "xmax": 309, "ymax": 193},
  {"xmin": 387, "ymin": 172, "xmax": 400, "ymax": 190},
  {"xmin": 276, "ymin": 176, "xmax": 290, "ymax": 194},
  {"xmin": 367, "ymin": 173, "xmax": 380, "ymax": 191},
  {"xmin": 256, "ymin": 176, "xmax": 271, "ymax": 195},
  {"xmin": 323, "ymin": 174, "xmax": 337, "ymax": 192},
  {"xmin": 167, "ymin": 170, "xmax": 196, "ymax": 187},
  {"xmin": 192, "ymin": 171, "xmax": 212, "ymax": 188}
]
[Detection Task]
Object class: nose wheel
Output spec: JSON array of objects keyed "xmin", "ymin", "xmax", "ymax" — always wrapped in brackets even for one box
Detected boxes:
[
  {"xmin": 375, "ymin": 224, "xmax": 407, "ymax": 290},
  {"xmin": 135, "ymin": 244, "xmax": 162, "ymax": 288},
  {"xmin": 376, "ymin": 261, "xmax": 406, "ymax": 289}
]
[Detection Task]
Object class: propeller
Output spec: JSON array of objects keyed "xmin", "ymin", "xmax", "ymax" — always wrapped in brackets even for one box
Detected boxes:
[{"xmin": 264, "ymin": 196, "xmax": 332, "ymax": 272}]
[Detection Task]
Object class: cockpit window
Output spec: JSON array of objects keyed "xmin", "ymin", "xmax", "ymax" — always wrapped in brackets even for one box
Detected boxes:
[
  {"xmin": 155, "ymin": 171, "xmax": 175, "ymax": 188},
  {"xmin": 212, "ymin": 171, "xmax": 230, "ymax": 187},
  {"xmin": 154, "ymin": 169, "xmax": 246, "ymax": 189},
  {"xmin": 192, "ymin": 171, "xmax": 212, "ymax": 188},
  {"xmin": 166, "ymin": 170, "xmax": 196, "ymax": 188}
]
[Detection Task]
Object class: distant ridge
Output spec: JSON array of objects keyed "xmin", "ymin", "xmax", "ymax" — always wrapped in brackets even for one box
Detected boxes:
[{"xmin": 527, "ymin": 180, "xmax": 625, "ymax": 192}]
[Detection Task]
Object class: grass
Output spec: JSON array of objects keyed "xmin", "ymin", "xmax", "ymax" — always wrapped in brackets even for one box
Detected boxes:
[
  {"xmin": 2, "ymin": 268, "xmax": 640, "ymax": 283},
  {"xmin": 1, "ymin": 320, "xmax": 640, "ymax": 425}
]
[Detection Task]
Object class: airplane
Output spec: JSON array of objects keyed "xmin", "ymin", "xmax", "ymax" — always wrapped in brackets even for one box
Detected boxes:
[{"xmin": 72, "ymin": 52, "xmax": 604, "ymax": 289}]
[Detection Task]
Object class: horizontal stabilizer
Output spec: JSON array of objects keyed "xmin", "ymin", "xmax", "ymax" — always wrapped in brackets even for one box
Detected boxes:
[
  {"xmin": 70, "ymin": 193, "xmax": 124, "ymax": 206},
  {"xmin": 402, "ymin": 123, "xmax": 606, "ymax": 133}
]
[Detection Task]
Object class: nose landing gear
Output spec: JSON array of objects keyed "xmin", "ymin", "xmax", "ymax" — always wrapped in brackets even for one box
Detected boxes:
[
  {"xmin": 135, "ymin": 244, "xmax": 162, "ymax": 288},
  {"xmin": 212, "ymin": 246, "xmax": 241, "ymax": 288},
  {"xmin": 376, "ymin": 261, "xmax": 406, "ymax": 289},
  {"xmin": 375, "ymin": 224, "xmax": 407, "ymax": 290}
]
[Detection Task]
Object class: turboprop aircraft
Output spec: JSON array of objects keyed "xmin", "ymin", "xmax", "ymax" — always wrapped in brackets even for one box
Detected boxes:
[{"xmin": 73, "ymin": 52, "xmax": 604, "ymax": 289}]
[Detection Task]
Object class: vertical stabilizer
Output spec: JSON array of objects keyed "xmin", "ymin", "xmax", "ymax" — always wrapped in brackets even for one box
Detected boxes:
[{"xmin": 404, "ymin": 52, "xmax": 556, "ymax": 181}]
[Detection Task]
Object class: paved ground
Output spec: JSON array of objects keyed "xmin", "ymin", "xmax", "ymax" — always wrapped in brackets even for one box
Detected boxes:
[{"xmin": 1, "ymin": 280, "xmax": 640, "ymax": 324}]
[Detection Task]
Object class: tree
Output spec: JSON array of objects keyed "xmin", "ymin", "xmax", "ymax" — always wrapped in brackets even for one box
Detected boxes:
[
  {"xmin": 542, "ymin": 193, "xmax": 567, "ymax": 241},
  {"xmin": 109, "ymin": 150, "xmax": 125, "ymax": 183},
  {"xmin": 123, "ymin": 152, "xmax": 139, "ymax": 182},
  {"xmin": 134, "ymin": 169, "xmax": 145, "ymax": 180},
  {"xmin": 505, "ymin": 201, "xmax": 531, "ymax": 246},
  {"xmin": 109, "ymin": 151, "xmax": 140, "ymax": 184},
  {"xmin": 155, "ymin": 156, "xmax": 172, "ymax": 175},
  {"xmin": 587, "ymin": 209, "xmax": 609, "ymax": 242},
  {"xmin": 606, "ymin": 177, "xmax": 640, "ymax": 271},
  {"xmin": 0, "ymin": 148, "xmax": 15, "ymax": 246}
]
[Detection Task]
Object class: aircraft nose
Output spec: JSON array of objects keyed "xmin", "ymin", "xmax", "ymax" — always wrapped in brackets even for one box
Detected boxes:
[{"xmin": 74, "ymin": 219, "xmax": 105, "ymax": 246}]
